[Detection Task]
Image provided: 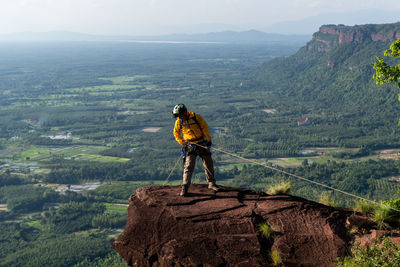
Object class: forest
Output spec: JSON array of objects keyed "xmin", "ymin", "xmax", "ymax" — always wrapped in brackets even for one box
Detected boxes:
[{"xmin": 0, "ymin": 31, "xmax": 399, "ymax": 266}]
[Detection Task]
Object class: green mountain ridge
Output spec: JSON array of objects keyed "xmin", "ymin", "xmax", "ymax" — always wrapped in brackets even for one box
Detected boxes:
[
  {"xmin": 245, "ymin": 22, "xmax": 400, "ymax": 152},
  {"xmin": 257, "ymin": 22, "xmax": 400, "ymax": 113}
]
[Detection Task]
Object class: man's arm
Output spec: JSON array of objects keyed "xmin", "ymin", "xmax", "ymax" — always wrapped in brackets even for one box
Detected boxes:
[{"xmin": 173, "ymin": 119, "xmax": 185, "ymax": 146}]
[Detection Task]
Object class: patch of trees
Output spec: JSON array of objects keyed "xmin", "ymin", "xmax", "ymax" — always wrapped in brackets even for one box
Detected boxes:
[
  {"xmin": 1, "ymin": 232, "xmax": 112, "ymax": 267},
  {"xmin": 91, "ymin": 213, "xmax": 126, "ymax": 228},
  {"xmin": 0, "ymin": 184, "xmax": 89, "ymax": 214},
  {"xmin": 291, "ymin": 159, "xmax": 399, "ymax": 196},
  {"xmin": 221, "ymin": 159, "xmax": 399, "ymax": 205},
  {"xmin": 331, "ymin": 146, "xmax": 372, "ymax": 159},
  {"xmin": 0, "ymin": 173, "xmax": 25, "ymax": 186},
  {"xmin": 45, "ymin": 148, "xmax": 182, "ymax": 183},
  {"xmin": 87, "ymin": 182, "xmax": 147, "ymax": 202},
  {"xmin": 41, "ymin": 201, "xmax": 106, "ymax": 234},
  {"xmin": 0, "ymin": 185, "xmax": 48, "ymax": 213},
  {"xmin": 25, "ymin": 134, "xmax": 72, "ymax": 146},
  {"xmin": 74, "ymin": 251, "xmax": 128, "ymax": 267}
]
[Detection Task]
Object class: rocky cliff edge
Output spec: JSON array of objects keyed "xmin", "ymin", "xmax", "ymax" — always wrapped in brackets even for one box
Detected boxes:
[
  {"xmin": 112, "ymin": 184, "xmax": 384, "ymax": 266},
  {"xmin": 306, "ymin": 22, "xmax": 400, "ymax": 52}
]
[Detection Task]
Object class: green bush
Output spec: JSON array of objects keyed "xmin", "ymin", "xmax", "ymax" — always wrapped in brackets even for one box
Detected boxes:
[
  {"xmin": 373, "ymin": 207, "xmax": 391, "ymax": 230},
  {"xmin": 337, "ymin": 237, "xmax": 400, "ymax": 267},
  {"xmin": 258, "ymin": 222, "xmax": 275, "ymax": 239},
  {"xmin": 381, "ymin": 199, "xmax": 400, "ymax": 226},
  {"xmin": 319, "ymin": 192, "xmax": 336, "ymax": 207},
  {"xmin": 267, "ymin": 181, "xmax": 291, "ymax": 195},
  {"xmin": 352, "ymin": 200, "xmax": 377, "ymax": 215},
  {"xmin": 270, "ymin": 249, "xmax": 281, "ymax": 266}
]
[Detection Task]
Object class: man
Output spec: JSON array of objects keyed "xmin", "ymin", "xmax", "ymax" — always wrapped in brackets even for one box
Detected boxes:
[{"xmin": 172, "ymin": 103, "xmax": 219, "ymax": 196}]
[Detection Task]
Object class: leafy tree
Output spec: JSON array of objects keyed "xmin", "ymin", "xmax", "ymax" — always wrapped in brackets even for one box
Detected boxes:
[{"xmin": 372, "ymin": 39, "xmax": 400, "ymax": 88}]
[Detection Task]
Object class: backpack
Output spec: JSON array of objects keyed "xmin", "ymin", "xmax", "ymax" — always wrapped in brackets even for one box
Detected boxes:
[{"xmin": 179, "ymin": 113, "xmax": 204, "ymax": 139}]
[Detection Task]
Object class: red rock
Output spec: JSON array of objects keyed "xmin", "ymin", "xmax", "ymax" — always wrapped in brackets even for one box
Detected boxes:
[
  {"xmin": 113, "ymin": 185, "xmax": 360, "ymax": 266},
  {"xmin": 346, "ymin": 214, "xmax": 376, "ymax": 230},
  {"xmin": 307, "ymin": 23, "xmax": 400, "ymax": 53}
]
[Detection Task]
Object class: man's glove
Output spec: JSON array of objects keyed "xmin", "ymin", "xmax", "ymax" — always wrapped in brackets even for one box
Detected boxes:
[{"xmin": 206, "ymin": 141, "xmax": 212, "ymax": 147}]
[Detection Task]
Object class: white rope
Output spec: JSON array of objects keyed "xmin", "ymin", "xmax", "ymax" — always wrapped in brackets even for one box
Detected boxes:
[
  {"xmin": 163, "ymin": 155, "xmax": 182, "ymax": 185},
  {"xmin": 191, "ymin": 143, "xmax": 400, "ymax": 213}
]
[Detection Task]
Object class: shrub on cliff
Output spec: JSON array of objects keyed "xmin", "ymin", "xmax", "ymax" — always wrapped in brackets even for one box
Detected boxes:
[
  {"xmin": 267, "ymin": 181, "xmax": 291, "ymax": 195},
  {"xmin": 337, "ymin": 237, "xmax": 400, "ymax": 267}
]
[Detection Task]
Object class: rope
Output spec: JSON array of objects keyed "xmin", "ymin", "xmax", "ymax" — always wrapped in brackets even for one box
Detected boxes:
[
  {"xmin": 163, "ymin": 155, "xmax": 182, "ymax": 185},
  {"xmin": 191, "ymin": 143, "xmax": 400, "ymax": 213}
]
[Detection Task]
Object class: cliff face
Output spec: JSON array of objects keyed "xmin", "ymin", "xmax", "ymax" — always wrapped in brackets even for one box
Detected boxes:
[
  {"xmin": 307, "ymin": 23, "xmax": 400, "ymax": 52},
  {"xmin": 113, "ymin": 185, "xmax": 373, "ymax": 267}
]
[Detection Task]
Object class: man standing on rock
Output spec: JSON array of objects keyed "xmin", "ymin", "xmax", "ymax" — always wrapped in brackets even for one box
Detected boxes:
[{"xmin": 172, "ymin": 104, "xmax": 219, "ymax": 196}]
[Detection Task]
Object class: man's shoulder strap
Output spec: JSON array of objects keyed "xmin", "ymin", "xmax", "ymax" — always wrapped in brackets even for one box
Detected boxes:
[
  {"xmin": 192, "ymin": 113, "xmax": 199, "ymax": 125},
  {"xmin": 179, "ymin": 113, "xmax": 201, "ymax": 128},
  {"xmin": 192, "ymin": 113, "xmax": 204, "ymax": 135}
]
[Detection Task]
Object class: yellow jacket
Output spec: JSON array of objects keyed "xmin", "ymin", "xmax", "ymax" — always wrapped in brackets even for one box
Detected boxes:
[{"xmin": 173, "ymin": 111, "xmax": 211, "ymax": 146}]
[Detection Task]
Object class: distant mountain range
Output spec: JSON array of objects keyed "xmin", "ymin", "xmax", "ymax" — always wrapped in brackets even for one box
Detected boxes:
[
  {"xmin": 260, "ymin": 9, "xmax": 400, "ymax": 35},
  {"xmin": 0, "ymin": 30, "xmax": 310, "ymax": 45}
]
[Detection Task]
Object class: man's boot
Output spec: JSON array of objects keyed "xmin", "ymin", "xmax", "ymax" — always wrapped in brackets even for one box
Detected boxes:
[
  {"xmin": 180, "ymin": 184, "xmax": 188, "ymax": 196},
  {"xmin": 208, "ymin": 182, "xmax": 219, "ymax": 192}
]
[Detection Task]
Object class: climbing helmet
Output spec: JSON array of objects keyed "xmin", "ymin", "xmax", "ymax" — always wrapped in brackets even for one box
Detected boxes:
[{"xmin": 172, "ymin": 104, "xmax": 187, "ymax": 118}]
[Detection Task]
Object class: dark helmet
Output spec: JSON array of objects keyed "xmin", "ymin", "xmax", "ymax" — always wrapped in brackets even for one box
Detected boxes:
[{"xmin": 172, "ymin": 104, "xmax": 187, "ymax": 118}]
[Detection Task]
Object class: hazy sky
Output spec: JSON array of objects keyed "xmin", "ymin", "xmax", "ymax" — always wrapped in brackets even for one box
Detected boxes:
[{"xmin": 1, "ymin": 0, "xmax": 399, "ymax": 35}]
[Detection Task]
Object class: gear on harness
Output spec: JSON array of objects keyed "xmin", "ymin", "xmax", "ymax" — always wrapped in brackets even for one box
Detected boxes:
[
  {"xmin": 181, "ymin": 144, "xmax": 194, "ymax": 167},
  {"xmin": 185, "ymin": 143, "xmax": 212, "ymax": 157},
  {"xmin": 182, "ymin": 143, "xmax": 201, "ymax": 154},
  {"xmin": 181, "ymin": 144, "xmax": 198, "ymax": 167}
]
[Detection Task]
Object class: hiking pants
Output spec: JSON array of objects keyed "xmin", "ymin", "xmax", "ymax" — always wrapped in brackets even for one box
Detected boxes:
[{"xmin": 183, "ymin": 146, "xmax": 215, "ymax": 185}]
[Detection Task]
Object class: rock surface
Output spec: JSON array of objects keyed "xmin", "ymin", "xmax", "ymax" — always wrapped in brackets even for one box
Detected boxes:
[
  {"xmin": 113, "ymin": 185, "xmax": 364, "ymax": 266},
  {"xmin": 306, "ymin": 23, "xmax": 400, "ymax": 52}
]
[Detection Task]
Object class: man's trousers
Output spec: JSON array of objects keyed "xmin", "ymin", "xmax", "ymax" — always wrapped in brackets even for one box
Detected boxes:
[{"xmin": 183, "ymin": 146, "xmax": 215, "ymax": 185}]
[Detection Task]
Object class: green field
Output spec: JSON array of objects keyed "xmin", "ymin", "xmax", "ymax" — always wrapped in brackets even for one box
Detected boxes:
[
  {"xmin": 6, "ymin": 145, "xmax": 129, "ymax": 165},
  {"xmin": 104, "ymin": 203, "xmax": 128, "ymax": 215},
  {"xmin": 26, "ymin": 220, "xmax": 42, "ymax": 230}
]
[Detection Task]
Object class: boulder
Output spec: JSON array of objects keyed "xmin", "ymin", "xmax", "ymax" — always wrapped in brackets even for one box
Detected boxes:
[{"xmin": 113, "ymin": 185, "xmax": 354, "ymax": 266}]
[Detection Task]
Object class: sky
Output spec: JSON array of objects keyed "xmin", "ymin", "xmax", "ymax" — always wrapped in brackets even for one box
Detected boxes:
[{"xmin": 0, "ymin": 0, "xmax": 399, "ymax": 36}]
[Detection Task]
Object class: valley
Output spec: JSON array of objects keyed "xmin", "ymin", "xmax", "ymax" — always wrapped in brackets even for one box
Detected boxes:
[{"xmin": 0, "ymin": 23, "xmax": 400, "ymax": 266}]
